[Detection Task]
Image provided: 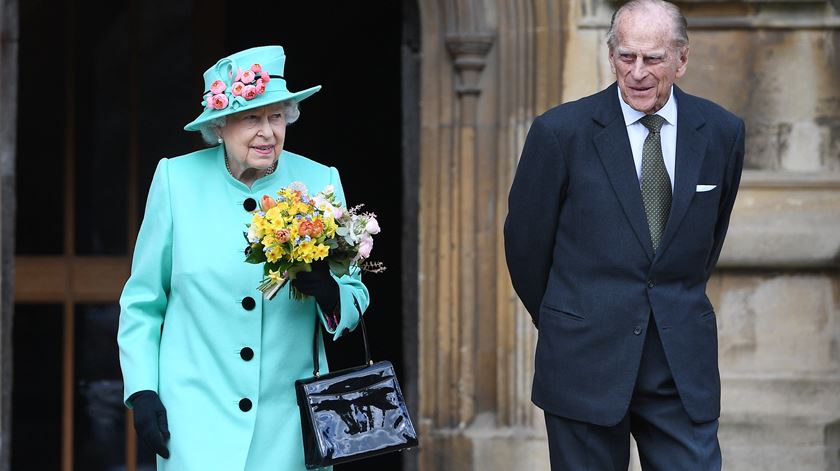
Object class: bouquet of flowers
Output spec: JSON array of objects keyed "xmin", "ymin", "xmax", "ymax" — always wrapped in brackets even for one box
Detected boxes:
[{"xmin": 244, "ymin": 182, "xmax": 384, "ymax": 300}]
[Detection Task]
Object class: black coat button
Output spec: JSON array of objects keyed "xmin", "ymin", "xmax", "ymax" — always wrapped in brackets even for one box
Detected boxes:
[
  {"xmin": 633, "ymin": 326, "xmax": 643, "ymax": 335},
  {"xmin": 647, "ymin": 280, "xmax": 655, "ymax": 289},
  {"xmin": 240, "ymin": 347, "xmax": 254, "ymax": 361},
  {"xmin": 243, "ymin": 198, "xmax": 257, "ymax": 212},
  {"xmin": 239, "ymin": 398, "xmax": 252, "ymax": 412},
  {"xmin": 242, "ymin": 297, "xmax": 256, "ymax": 310}
]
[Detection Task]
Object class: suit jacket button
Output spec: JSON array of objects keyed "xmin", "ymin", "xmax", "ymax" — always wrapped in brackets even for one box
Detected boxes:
[
  {"xmin": 242, "ymin": 297, "xmax": 256, "ymax": 311},
  {"xmin": 239, "ymin": 398, "xmax": 252, "ymax": 412},
  {"xmin": 240, "ymin": 347, "xmax": 254, "ymax": 361},
  {"xmin": 634, "ymin": 326, "xmax": 643, "ymax": 335},
  {"xmin": 243, "ymin": 198, "xmax": 257, "ymax": 212},
  {"xmin": 647, "ymin": 280, "xmax": 655, "ymax": 289}
]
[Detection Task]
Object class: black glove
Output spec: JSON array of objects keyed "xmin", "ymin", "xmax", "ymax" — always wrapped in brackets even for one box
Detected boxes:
[
  {"xmin": 292, "ymin": 260, "xmax": 340, "ymax": 314},
  {"xmin": 129, "ymin": 390, "xmax": 170, "ymax": 459}
]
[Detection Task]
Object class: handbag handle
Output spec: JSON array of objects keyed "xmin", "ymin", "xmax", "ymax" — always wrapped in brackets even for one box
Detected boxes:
[{"xmin": 312, "ymin": 298, "xmax": 371, "ymax": 377}]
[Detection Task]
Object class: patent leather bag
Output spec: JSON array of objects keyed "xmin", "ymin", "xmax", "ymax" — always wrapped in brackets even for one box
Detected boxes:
[{"xmin": 295, "ymin": 304, "xmax": 418, "ymax": 469}]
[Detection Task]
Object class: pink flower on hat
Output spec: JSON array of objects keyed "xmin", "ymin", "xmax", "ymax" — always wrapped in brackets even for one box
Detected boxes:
[
  {"xmin": 255, "ymin": 79, "xmax": 266, "ymax": 95},
  {"xmin": 242, "ymin": 85, "xmax": 258, "ymax": 100},
  {"xmin": 234, "ymin": 67, "xmax": 243, "ymax": 82},
  {"xmin": 260, "ymin": 71, "xmax": 270, "ymax": 83},
  {"xmin": 204, "ymin": 93, "xmax": 214, "ymax": 109},
  {"xmin": 231, "ymin": 81, "xmax": 245, "ymax": 96},
  {"xmin": 241, "ymin": 70, "xmax": 256, "ymax": 84},
  {"xmin": 251, "ymin": 64, "xmax": 262, "ymax": 73},
  {"xmin": 211, "ymin": 93, "xmax": 229, "ymax": 110},
  {"xmin": 210, "ymin": 80, "xmax": 226, "ymax": 94}
]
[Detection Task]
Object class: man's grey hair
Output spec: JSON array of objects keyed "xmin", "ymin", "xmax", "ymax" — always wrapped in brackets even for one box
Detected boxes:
[
  {"xmin": 606, "ymin": 0, "xmax": 689, "ymax": 51},
  {"xmin": 197, "ymin": 100, "xmax": 301, "ymax": 145}
]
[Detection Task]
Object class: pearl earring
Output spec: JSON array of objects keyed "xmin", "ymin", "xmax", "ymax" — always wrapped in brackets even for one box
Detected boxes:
[{"xmin": 217, "ymin": 137, "xmax": 223, "ymax": 144}]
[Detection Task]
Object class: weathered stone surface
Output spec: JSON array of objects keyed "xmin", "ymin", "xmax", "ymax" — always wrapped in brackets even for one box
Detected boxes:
[{"xmin": 717, "ymin": 173, "xmax": 840, "ymax": 268}]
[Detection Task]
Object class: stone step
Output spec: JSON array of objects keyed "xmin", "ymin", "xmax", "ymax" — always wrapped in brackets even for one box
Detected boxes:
[
  {"xmin": 719, "ymin": 414, "xmax": 840, "ymax": 471},
  {"xmin": 721, "ymin": 374, "xmax": 840, "ymax": 420}
]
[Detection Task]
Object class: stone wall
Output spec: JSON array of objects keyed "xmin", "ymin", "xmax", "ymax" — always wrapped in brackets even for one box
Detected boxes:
[{"xmin": 416, "ymin": 0, "xmax": 840, "ymax": 469}]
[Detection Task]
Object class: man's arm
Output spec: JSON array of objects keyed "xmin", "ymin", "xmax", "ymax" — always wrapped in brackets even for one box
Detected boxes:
[
  {"xmin": 705, "ymin": 118, "xmax": 745, "ymax": 278},
  {"xmin": 504, "ymin": 116, "xmax": 568, "ymax": 326}
]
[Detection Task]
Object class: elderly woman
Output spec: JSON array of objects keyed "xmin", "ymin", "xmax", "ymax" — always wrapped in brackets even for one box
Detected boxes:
[{"xmin": 117, "ymin": 46, "xmax": 368, "ymax": 470}]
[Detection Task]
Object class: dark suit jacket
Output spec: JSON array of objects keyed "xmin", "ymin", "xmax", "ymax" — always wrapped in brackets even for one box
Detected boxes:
[{"xmin": 504, "ymin": 83, "xmax": 745, "ymax": 426}]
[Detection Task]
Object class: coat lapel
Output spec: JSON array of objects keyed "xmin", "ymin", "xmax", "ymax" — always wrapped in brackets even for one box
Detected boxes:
[
  {"xmin": 655, "ymin": 86, "xmax": 708, "ymax": 260},
  {"xmin": 592, "ymin": 84, "xmax": 655, "ymax": 262}
]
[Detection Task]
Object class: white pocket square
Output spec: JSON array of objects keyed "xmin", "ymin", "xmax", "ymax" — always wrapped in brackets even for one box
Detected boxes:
[{"xmin": 696, "ymin": 184, "xmax": 717, "ymax": 192}]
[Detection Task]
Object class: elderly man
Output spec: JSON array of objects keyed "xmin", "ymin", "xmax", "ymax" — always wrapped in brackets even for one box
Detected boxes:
[{"xmin": 504, "ymin": 0, "xmax": 744, "ymax": 469}]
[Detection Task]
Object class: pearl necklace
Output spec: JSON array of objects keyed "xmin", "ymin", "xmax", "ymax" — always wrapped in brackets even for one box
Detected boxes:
[{"xmin": 225, "ymin": 156, "xmax": 277, "ymax": 180}]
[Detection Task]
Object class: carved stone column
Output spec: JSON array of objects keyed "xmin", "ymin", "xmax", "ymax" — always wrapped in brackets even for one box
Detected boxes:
[{"xmin": 417, "ymin": 1, "xmax": 567, "ymax": 470}]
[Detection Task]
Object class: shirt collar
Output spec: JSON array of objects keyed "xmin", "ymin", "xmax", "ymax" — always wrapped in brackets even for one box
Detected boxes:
[{"xmin": 618, "ymin": 85, "xmax": 677, "ymax": 127}]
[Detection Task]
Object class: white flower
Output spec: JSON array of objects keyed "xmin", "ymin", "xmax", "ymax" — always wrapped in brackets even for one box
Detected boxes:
[
  {"xmin": 322, "ymin": 184, "xmax": 335, "ymax": 195},
  {"xmin": 364, "ymin": 216, "xmax": 381, "ymax": 235},
  {"xmin": 289, "ymin": 181, "xmax": 308, "ymax": 194},
  {"xmin": 247, "ymin": 225, "xmax": 260, "ymax": 244}
]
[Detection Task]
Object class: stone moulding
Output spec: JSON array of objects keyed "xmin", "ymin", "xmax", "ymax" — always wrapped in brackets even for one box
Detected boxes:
[{"xmin": 717, "ymin": 170, "xmax": 840, "ymax": 268}]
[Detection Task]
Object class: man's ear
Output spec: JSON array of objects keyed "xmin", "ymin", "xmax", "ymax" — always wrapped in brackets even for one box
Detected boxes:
[
  {"xmin": 676, "ymin": 45, "xmax": 689, "ymax": 78},
  {"xmin": 608, "ymin": 50, "xmax": 616, "ymax": 75}
]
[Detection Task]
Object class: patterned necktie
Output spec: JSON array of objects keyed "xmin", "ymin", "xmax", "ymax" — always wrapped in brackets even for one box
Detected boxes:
[{"xmin": 639, "ymin": 114, "xmax": 671, "ymax": 251}]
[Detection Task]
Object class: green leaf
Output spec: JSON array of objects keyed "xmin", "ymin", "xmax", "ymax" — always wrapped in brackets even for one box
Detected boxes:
[{"xmin": 245, "ymin": 244, "xmax": 267, "ymax": 264}]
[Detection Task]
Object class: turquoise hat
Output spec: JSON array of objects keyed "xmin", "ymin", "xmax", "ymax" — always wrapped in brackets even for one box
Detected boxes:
[{"xmin": 184, "ymin": 45, "xmax": 321, "ymax": 131}]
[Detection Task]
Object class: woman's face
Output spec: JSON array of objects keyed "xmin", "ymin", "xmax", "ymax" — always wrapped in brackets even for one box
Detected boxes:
[{"xmin": 219, "ymin": 103, "xmax": 287, "ymax": 172}]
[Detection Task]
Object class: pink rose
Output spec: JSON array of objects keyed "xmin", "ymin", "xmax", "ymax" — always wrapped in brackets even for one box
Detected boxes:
[
  {"xmin": 260, "ymin": 71, "xmax": 270, "ymax": 83},
  {"xmin": 358, "ymin": 236, "xmax": 374, "ymax": 259},
  {"xmin": 276, "ymin": 228, "xmax": 291, "ymax": 243},
  {"xmin": 255, "ymin": 79, "xmax": 266, "ymax": 95},
  {"xmin": 211, "ymin": 93, "xmax": 228, "ymax": 110},
  {"xmin": 242, "ymin": 85, "xmax": 258, "ymax": 100},
  {"xmin": 251, "ymin": 63, "xmax": 262, "ymax": 73},
  {"xmin": 231, "ymin": 81, "xmax": 245, "ymax": 96},
  {"xmin": 210, "ymin": 80, "xmax": 226, "ymax": 94},
  {"xmin": 241, "ymin": 70, "xmax": 256, "ymax": 84},
  {"xmin": 204, "ymin": 93, "xmax": 213, "ymax": 109},
  {"xmin": 260, "ymin": 195, "xmax": 276, "ymax": 211},
  {"xmin": 365, "ymin": 216, "xmax": 381, "ymax": 235},
  {"xmin": 234, "ymin": 67, "xmax": 243, "ymax": 82}
]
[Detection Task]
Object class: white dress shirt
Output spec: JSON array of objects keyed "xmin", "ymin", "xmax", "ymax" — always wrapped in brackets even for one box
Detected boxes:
[{"xmin": 618, "ymin": 86, "xmax": 678, "ymax": 191}]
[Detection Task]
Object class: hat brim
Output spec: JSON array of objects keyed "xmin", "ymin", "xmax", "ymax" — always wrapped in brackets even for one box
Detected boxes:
[{"xmin": 184, "ymin": 85, "xmax": 321, "ymax": 131}]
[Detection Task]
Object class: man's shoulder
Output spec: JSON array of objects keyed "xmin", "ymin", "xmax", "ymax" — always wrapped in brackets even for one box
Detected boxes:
[{"xmin": 537, "ymin": 88, "xmax": 610, "ymax": 126}]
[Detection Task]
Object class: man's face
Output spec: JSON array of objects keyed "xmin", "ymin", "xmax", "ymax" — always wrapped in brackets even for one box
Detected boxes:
[{"xmin": 609, "ymin": 9, "xmax": 688, "ymax": 114}]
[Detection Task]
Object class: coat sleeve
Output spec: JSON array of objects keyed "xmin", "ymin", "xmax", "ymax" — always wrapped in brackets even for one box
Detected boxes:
[
  {"xmin": 705, "ymin": 118, "xmax": 745, "ymax": 279},
  {"xmin": 118, "ymin": 158, "xmax": 173, "ymax": 406},
  {"xmin": 320, "ymin": 166, "xmax": 370, "ymax": 339},
  {"xmin": 504, "ymin": 116, "xmax": 569, "ymax": 327}
]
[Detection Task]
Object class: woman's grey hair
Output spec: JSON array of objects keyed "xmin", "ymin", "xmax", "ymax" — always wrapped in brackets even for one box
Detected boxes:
[
  {"xmin": 606, "ymin": 0, "xmax": 689, "ymax": 51},
  {"xmin": 197, "ymin": 100, "xmax": 301, "ymax": 145}
]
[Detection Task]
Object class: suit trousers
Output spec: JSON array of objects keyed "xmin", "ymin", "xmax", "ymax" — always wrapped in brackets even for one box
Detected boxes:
[{"xmin": 544, "ymin": 314, "xmax": 721, "ymax": 471}]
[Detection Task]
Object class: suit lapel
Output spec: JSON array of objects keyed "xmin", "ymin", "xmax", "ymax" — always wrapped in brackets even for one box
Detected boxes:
[
  {"xmin": 593, "ymin": 84, "xmax": 655, "ymax": 262},
  {"xmin": 655, "ymin": 87, "xmax": 708, "ymax": 260}
]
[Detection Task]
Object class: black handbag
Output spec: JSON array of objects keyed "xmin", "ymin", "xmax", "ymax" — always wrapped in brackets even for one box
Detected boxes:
[{"xmin": 295, "ymin": 303, "xmax": 419, "ymax": 469}]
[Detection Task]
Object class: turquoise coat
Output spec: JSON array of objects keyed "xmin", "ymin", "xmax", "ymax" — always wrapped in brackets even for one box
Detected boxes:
[{"xmin": 118, "ymin": 145, "xmax": 368, "ymax": 470}]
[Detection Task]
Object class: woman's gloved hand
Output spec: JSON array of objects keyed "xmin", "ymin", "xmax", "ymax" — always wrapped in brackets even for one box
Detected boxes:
[
  {"xmin": 292, "ymin": 260, "xmax": 340, "ymax": 314},
  {"xmin": 129, "ymin": 390, "xmax": 170, "ymax": 459}
]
